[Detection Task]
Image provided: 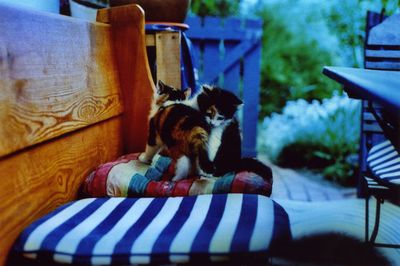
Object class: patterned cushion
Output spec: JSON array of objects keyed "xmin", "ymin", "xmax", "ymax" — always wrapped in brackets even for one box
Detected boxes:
[
  {"xmin": 82, "ymin": 153, "xmax": 272, "ymax": 198},
  {"xmin": 367, "ymin": 140, "xmax": 400, "ymax": 187},
  {"xmin": 13, "ymin": 194, "xmax": 291, "ymax": 265}
]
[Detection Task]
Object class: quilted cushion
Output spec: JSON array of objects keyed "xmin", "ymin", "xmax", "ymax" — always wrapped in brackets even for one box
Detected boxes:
[
  {"xmin": 82, "ymin": 153, "xmax": 272, "ymax": 198},
  {"xmin": 13, "ymin": 194, "xmax": 291, "ymax": 265},
  {"xmin": 367, "ymin": 140, "xmax": 400, "ymax": 187}
]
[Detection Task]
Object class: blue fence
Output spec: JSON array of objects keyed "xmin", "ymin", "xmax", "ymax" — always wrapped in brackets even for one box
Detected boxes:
[{"xmin": 185, "ymin": 16, "xmax": 263, "ymax": 157}]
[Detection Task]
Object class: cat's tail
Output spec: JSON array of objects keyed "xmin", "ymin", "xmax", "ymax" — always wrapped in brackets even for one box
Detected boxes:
[
  {"xmin": 236, "ymin": 158, "xmax": 273, "ymax": 182},
  {"xmin": 189, "ymin": 127, "xmax": 214, "ymax": 174}
]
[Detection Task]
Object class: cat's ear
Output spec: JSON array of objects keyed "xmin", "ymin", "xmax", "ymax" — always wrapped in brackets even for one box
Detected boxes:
[
  {"xmin": 201, "ymin": 84, "xmax": 213, "ymax": 94},
  {"xmin": 184, "ymin": 87, "xmax": 191, "ymax": 99},
  {"xmin": 234, "ymin": 97, "xmax": 243, "ymax": 106},
  {"xmin": 157, "ymin": 80, "xmax": 166, "ymax": 94}
]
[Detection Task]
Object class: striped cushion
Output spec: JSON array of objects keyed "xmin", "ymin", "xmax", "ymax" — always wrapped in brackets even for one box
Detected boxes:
[
  {"xmin": 83, "ymin": 153, "xmax": 272, "ymax": 198},
  {"xmin": 13, "ymin": 194, "xmax": 291, "ymax": 265},
  {"xmin": 367, "ymin": 140, "xmax": 400, "ymax": 187}
]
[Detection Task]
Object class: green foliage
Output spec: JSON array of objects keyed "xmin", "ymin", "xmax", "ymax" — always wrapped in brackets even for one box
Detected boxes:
[
  {"xmin": 190, "ymin": 0, "xmax": 240, "ymax": 17},
  {"xmin": 277, "ymin": 142, "xmax": 358, "ymax": 186},
  {"xmin": 255, "ymin": 4, "xmax": 339, "ymax": 117}
]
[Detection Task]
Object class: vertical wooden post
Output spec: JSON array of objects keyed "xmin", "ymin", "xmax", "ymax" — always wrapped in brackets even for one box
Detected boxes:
[
  {"xmin": 203, "ymin": 17, "xmax": 222, "ymax": 85},
  {"xmin": 223, "ymin": 17, "xmax": 241, "ymax": 96},
  {"xmin": 242, "ymin": 20, "xmax": 262, "ymax": 157},
  {"xmin": 97, "ymin": 5, "xmax": 155, "ymax": 153},
  {"xmin": 155, "ymin": 31, "xmax": 181, "ymax": 88}
]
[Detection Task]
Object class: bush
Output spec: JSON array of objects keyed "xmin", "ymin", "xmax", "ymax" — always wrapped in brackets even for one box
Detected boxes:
[
  {"xmin": 259, "ymin": 93, "xmax": 361, "ymax": 186},
  {"xmin": 255, "ymin": 2, "xmax": 340, "ymax": 117},
  {"xmin": 190, "ymin": 0, "xmax": 240, "ymax": 17}
]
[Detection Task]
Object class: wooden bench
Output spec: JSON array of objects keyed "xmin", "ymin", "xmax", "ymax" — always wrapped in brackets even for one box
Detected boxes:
[
  {"xmin": 0, "ymin": 4, "xmax": 154, "ymax": 264},
  {"xmin": 0, "ymin": 4, "xmax": 292, "ymax": 265}
]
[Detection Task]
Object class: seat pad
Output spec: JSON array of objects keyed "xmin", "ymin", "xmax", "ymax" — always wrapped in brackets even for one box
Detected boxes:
[
  {"xmin": 13, "ymin": 194, "xmax": 291, "ymax": 265},
  {"xmin": 367, "ymin": 140, "xmax": 400, "ymax": 187}
]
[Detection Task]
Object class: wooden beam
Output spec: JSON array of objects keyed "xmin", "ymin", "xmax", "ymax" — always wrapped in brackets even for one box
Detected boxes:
[
  {"xmin": 155, "ymin": 31, "xmax": 181, "ymax": 88},
  {"xmin": 97, "ymin": 5, "xmax": 155, "ymax": 154},
  {"xmin": 146, "ymin": 34, "xmax": 156, "ymax": 46}
]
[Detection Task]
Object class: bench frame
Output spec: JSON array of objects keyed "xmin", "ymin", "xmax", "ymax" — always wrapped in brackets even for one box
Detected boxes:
[{"xmin": 0, "ymin": 4, "xmax": 155, "ymax": 264}]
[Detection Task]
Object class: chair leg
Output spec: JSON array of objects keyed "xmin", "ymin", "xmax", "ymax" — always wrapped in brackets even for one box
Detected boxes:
[{"xmin": 369, "ymin": 197, "xmax": 383, "ymax": 244}]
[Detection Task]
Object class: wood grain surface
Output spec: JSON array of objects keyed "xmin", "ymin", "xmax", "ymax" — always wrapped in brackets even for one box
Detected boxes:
[
  {"xmin": 155, "ymin": 31, "xmax": 181, "ymax": 88},
  {"xmin": 98, "ymin": 5, "xmax": 155, "ymax": 154},
  {"xmin": 0, "ymin": 3, "xmax": 156, "ymax": 264},
  {"xmin": 0, "ymin": 4, "xmax": 123, "ymax": 158},
  {"xmin": 0, "ymin": 117, "xmax": 123, "ymax": 264}
]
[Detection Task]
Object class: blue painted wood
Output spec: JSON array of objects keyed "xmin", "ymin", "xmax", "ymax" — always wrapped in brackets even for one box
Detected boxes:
[
  {"xmin": 185, "ymin": 17, "xmax": 202, "ymax": 60},
  {"xmin": 202, "ymin": 17, "xmax": 222, "ymax": 85},
  {"xmin": 242, "ymin": 42, "xmax": 261, "ymax": 157},
  {"xmin": 223, "ymin": 17, "xmax": 241, "ymax": 96},
  {"xmin": 207, "ymin": 40, "xmax": 259, "ymax": 82},
  {"xmin": 185, "ymin": 15, "xmax": 263, "ymax": 156},
  {"xmin": 187, "ymin": 28, "xmax": 248, "ymax": 41}
]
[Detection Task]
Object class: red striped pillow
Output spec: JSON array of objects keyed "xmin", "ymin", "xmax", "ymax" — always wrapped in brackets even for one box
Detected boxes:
[{"xmin": 82, "ymin": 153, "xmax": 272, "ymax": 198}]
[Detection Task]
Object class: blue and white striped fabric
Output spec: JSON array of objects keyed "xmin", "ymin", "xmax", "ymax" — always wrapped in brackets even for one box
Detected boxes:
[
  {"xmin": 367, "ymin": 140, "xmax": 400, "ymax": 187},
  {"xmin": 13, "ymin": 194, "xmax": 291, "ymax": 265}
]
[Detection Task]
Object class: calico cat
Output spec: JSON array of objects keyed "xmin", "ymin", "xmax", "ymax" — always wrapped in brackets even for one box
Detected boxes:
[
  {"xmin": 188, "ymin": 85, "xmax": 273, "ymax": 181},
  {"xmin": 139, "ymin": 81, "xmax": 214, "ymax": 181},
  {"xmin": 139, "ymin": 80, "xmax": 189, "ymax": 165}
]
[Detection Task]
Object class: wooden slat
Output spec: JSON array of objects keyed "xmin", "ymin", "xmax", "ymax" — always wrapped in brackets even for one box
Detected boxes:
[
  {"xmin": 184, "ymin": 16, "xmax": 203, "ymax": 83},
  {"xmin": 155, "ymin": 31, "xmax": 181, "ymax": 88},
  {"xmin": 185, "ymin": 16, "xmax": 251, "ymax": 42},
  {"xmin": 223, "ymin": 18, "xmax": 241, "ymax": 96},
  {"xmin": 0, "ymin": 117, "xmax": 123, "ymax": 265},
  {"xmin": 365, "ymin": 61, "xmax": 400, "ymax": 70},
  {"xmin": 365, "ymin": 49, "xmax": 400, "ymax": 58},
  {"xmin": 97, "ymin": 5, "xmax": 155, "ymax": 154},
  {"xmin": 146, "ymin": 34, "xmax": 156, "ymax": 46},
  {"xmin": 0, "ymin": 4, "xmax": 123, "ymax": 158},
  {"xmin": 242, "ymin": 24, "xmax": 262, "ymax": 157},
  {"xmin": 203, "ymin": 17, "xmax": 222, "ymax": 85},
  {"xmin": 363, "ymin": 112, "xmax": 377, "ymax": 121},
  {"xmin": 363, "ymin": 123, "xmax": 383, "ymax": 133}
]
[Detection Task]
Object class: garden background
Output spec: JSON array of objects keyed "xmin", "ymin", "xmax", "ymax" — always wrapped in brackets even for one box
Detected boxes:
[{"xmin": 191, "ymin": 0, "xmax": 400, "ymax": 187}]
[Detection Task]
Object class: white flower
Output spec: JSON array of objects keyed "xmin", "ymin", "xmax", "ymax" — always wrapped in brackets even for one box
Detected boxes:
[{"xmin": 258, "ymin": 92, "xmax": 361, "ymax": 161}]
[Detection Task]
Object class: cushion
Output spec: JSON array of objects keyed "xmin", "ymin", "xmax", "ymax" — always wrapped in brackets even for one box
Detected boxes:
[
  {"xmin": 13, "ymin": 194, "xmax": 291, "ymax": 265},
  {"xmin": 82, "ymin": 153, "xmax": 272, "ymax": 198},
  {"xmin": 367, "ymin": 140, "xmax": 400, "ymax": 187}
]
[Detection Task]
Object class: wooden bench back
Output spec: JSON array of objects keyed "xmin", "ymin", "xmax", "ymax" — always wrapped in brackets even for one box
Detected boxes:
[{"xmin": 0, "ymin": 4, "xmax": 154, "ymax": 263}]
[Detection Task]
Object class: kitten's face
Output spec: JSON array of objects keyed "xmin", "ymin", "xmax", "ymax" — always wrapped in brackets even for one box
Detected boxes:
[
  {"xmin": 156, "ymin": 80, "xmax": 191, "ymax": 106},
  {"xmin": 198, "ymin": 85, "xmax": 243, "ymax": 127}
]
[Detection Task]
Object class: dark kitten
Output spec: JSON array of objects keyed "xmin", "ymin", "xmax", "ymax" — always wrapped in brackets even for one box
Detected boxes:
[
  {"xmin": 152, "ymin": 80, "xmax": 190, "ymax": 109},
  {"xmin": 156, "ymin": 80, "xmax": 190, "ymax": 103},
  {"xmin": 191, "ymin": 85, "xmax": 273, "ymax": 181}
]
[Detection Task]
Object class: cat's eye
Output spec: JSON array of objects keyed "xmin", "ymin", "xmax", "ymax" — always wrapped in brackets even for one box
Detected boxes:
[{"xmin": 216, "ymin": 116, "xmax": 224, "ymax": 121}]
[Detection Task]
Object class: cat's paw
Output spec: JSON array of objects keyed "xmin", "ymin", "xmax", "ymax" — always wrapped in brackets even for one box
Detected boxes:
[
  {"xmin": 138, "ymin": 153, "xmax": 152, "ymax": 164},
  {"xmin": 171, "ymin": 174, "xmax": 186, "ymax": 182},
  {"xmin": 198, "ymin": 169, "xmax": 214, "ymax": 179}
]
